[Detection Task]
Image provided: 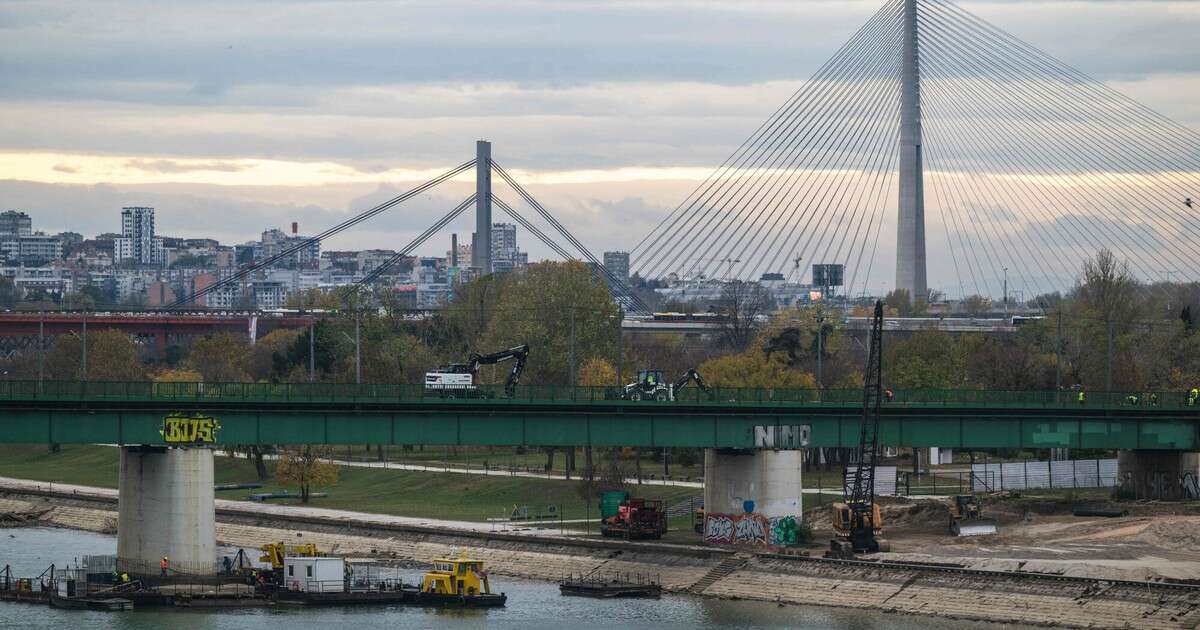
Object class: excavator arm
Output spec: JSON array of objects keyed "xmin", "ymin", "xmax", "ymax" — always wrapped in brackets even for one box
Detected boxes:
[
  {"xmin": 673, "ymin": 368, "xmax": 711, "ymax": 394},
  {"xmin": 468, "ymin": 344, "xmax": 530, "ymax": 397}
]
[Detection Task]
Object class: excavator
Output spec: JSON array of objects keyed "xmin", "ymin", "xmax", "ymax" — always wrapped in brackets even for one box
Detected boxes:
[
  {"xmin": 827, "ymin": 300, "xmax": 891, "ymax": 559},
  {"xmin": 948, "ymin": 495, "xmax": 998, "ymax": 536},
  {"xmin": 425, "ymin": 344, "xmax": 530, "ymax": 398},
  {"xmin": 622, "ymin": 368, "xmax": 711, "ymax": 402}
]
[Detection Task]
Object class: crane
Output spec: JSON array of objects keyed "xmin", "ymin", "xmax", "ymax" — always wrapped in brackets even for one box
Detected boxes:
[
  {"xmin": 827, "ymin": 300, "xmax": 890, "ymax": 558},
  {"xmin": 425, "ymin": 344, "xmax": 530, "ymax": 398}
]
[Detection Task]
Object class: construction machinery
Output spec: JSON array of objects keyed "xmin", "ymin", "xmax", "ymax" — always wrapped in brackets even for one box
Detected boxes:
[
  {"xmin": 425, "ymin": 344, "xmax": 529, "ymax": 398},
  {"xmin": 827, "ymin": 300, "xmax": 890, "ymax": 559},
  {"xmin": 622, "ymin": 368, "xmax": 710, "ymax": 402},
  {"xmin": 948, "ymin": 495, "xmax": 998, "ymax": 536},
  {"xmin": 600, "ymin": 498, "xmax": 667, "ymax": 540}
]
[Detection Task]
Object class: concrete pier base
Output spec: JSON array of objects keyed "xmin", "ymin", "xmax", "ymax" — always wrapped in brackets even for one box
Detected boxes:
[
  {"xmin": 117, "ymin": 446, "xmax": 216, "ymax": 575},
  {"xmin": 703, "ymin": 449, "xmax": 803, "ymax": 518},
  {"xmin": 1116, "ymin": 450, "xmax": 1200, "ymax": 500}
]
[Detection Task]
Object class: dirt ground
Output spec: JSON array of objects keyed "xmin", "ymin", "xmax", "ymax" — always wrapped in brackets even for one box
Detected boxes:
[{"xmin": 805, "ymin": 495, "xmax": 1200, "ymax": 582}]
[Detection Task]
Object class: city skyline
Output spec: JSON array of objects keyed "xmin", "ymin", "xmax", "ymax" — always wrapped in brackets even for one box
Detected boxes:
[{"xmin": 1, "ymin": 0, "xmax": 1198, "ymax": 297}]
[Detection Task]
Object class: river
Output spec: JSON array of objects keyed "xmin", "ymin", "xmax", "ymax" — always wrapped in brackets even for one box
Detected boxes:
[{"xmin": 1, "ymin": 527, "xmax": 1025, "ymax": 629}]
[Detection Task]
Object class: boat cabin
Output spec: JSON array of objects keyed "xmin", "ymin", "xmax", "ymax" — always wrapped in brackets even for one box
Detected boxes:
[
  {"xmin": 284, "ymin": 557, "xmax": 345, "ymax": 593},
  {"xmin": 421, "ymin": 553, "xmax": 491, "ymax": 596}
]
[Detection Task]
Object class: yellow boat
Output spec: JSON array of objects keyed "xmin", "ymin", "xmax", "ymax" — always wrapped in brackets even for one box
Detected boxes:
[{"xmin": 418, "ymin": 551, "xmax": 506, "ymax": 607}]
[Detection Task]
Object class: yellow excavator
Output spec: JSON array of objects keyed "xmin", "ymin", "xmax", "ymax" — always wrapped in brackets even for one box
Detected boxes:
[
  {"xmin": 259, "ymin": 542, "xmax": 322, "ymax": 571},
  {"xmin": 948, "ymin": 495, "xmax": 998, "ymax": 536}
]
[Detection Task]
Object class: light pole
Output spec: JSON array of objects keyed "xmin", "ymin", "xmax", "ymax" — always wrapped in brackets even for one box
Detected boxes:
[
  {"xmin": 816, "ymin": 314, "xmax": 825, "ymax": 390},
  {"xmin": 354, "ymin": 309, "xmax": 361, "ymax": 385},
  {"xmin": 308, "ymin": 317, "xmax": 315, "ymax": 383},
  {"xmin": 1002, "ymin": 267, "xmax": 1008, "ymax": 317}
]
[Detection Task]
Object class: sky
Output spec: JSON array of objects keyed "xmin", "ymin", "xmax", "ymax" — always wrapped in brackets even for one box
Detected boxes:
[{"xmin": 1, "ymin": 0, "xmax": 1198, "ymax": 296}]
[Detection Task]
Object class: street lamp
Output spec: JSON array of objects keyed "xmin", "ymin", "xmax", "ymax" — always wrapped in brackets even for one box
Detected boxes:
[
  {"xmin": 1002, "ymin": 267, "xmax": 1008, "ymax": 316},
  {"xmin": 721, "ymin": 258, "xmax": 741, "ymax": 282}
]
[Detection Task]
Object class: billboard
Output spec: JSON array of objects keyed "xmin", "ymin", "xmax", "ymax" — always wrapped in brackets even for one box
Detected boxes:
[{"xmin": 811, "ymin": 263, "xmax": 844, "ymax": 287}]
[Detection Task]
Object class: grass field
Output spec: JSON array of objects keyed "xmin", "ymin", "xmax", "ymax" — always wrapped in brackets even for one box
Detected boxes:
[{"xmin": 0, "ymin": 444, "xmax": 702, "ymax": 524}]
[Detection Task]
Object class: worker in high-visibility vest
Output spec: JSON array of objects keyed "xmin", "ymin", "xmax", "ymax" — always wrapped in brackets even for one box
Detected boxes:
[
  {"xmin": 1126, "ymin": 394, "xmax": 1139, "ymax": 406},
  {"xmin": 1077, "ymin": 390, "xmax": 1086, "ymax": 405},
  {"xmin": 160, "ymin": 556, "xmax": 169, "ymax": 578},
  {"xmin": 1189, "ymin": 388, "xmax": 1199, "ymax": 407}
]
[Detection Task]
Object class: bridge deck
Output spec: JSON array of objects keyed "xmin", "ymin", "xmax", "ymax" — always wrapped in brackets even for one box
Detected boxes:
[{"xmin": 0, "ymin": 381, "xmax": 1194, "ymax": 450}]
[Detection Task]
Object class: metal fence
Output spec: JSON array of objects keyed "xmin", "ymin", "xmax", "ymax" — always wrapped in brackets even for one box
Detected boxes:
[
  {"xmin": 0, "ymin": 379, "xmax": 1194, "ymax": 410},
  {"xmin": 970, "ymin": 459, "xmax": 1118, "ymax": 492}
]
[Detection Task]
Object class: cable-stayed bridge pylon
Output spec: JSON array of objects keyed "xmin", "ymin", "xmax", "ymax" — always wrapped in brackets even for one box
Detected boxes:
[{"xmin": 631, "ymin": 0, "xmax": 1200, "ymax": 302}]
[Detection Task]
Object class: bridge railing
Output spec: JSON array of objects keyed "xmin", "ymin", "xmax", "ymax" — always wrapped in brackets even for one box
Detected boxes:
[{"xmin": 0, "ymin": 380, "xmax": 1193, "ymax": 410}]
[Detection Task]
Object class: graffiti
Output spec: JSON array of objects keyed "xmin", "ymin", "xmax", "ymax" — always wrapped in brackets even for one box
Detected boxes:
[
  {"xmin": 734, "ymin": 514, "xmax": 767, "ymax": 543},
  {"xmin": 769, "ymin": 516, "xmax": 801, "ymax": 547},
  {"xmin": 161, "ymin": 414, "xmax": 220, "ymax": 444},
  {"xmin": 1183, "ymin": 472, "xmax": 1200, "ymax": 499},
  {"xmin": 703, "ymin": 514, "xmax": 734, "ymax": 544},
  {"xmin": 753, "ymin": 424, "xmax": 811, "ymax": 449},
  {"xmin": 704, "ymin": 512, "xmax": 793, "ymax": 547}
]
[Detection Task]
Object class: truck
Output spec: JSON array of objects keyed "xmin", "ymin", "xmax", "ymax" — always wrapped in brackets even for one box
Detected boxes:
[
  {"xmin": 600, "ymin": 497, "xmax": 667, "ymax": 540},
  {"xmin": 425, "ymin": 344, "xmax": 529, "ymax": 398},
  {"xmin": 622, "ymin": 368, "xmax": 710, "ymax": 402}
]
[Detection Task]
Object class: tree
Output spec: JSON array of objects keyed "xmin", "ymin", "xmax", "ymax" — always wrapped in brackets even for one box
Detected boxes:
[
  {"xmin": 286, "ymin": 288, "xmax": 344, "ymax": 310},
  {"xmin": 884, "ymin": 330, "xmax": 965, "ymax": 389},
  {"xmin": 45, "ymin": 329, "xmax": 146, "ymax": 381},
  {"xmin": 577, "ymin": 357, "xmax": 617, "ymax": 386},
  {"xmin": 1076, "ymin": 248, "xmax": 1138, "ymax": 326},
  {"xmin": 699, "ymin": 349, "xmax": 816, "ymax": 389},
  {"xmin": 154, "ymin": 368, "xmax": 202, "ymax": 382},
  {"xmin": 960, "ymin": 295, "xmax": 992, "ymax": 317},
  {"xmin": 249, "ymin": 329, "xmax": 302, "ymax": 381},
  {"xmin": 479, "ymin": 261, "xmax": 618, "ymax": 385},
  {"xmin": 715, "ymin": 280, "xmax": 774, "ymax": 350},
  {"xmin": 884, "ymin": 289, "xmax": 913, "ymax": 316},
  {"xmin": 274, "ymin": 445, "xmax": 339, "ymax": 503},
  {"xmin": 184, "ymin": 333, "xmax": 251, "ymax": 381}
]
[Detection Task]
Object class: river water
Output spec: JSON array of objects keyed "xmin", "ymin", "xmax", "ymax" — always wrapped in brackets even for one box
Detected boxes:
[{"xmin": 1, "ymin": 527, "xmax": 1024, "ymax": 629}]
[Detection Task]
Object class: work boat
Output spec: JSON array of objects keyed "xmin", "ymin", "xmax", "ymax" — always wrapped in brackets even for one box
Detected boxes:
[{"xmin": 419, "ymin": 552, "xmax": 507, "ymax": 607}]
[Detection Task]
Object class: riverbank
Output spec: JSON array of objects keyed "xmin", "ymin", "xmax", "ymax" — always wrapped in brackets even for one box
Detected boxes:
[{"xmin": 2, "ymin": 481, "xmax": 1196, "ymax": 629}]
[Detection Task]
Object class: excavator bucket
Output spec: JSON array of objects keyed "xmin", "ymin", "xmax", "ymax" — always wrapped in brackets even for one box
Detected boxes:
[{"xmin": 951, "ymin": 518, "xmax": 998, "ymax": 537}]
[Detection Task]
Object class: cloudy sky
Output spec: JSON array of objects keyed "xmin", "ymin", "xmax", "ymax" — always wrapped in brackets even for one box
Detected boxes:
[{"xmin": 2, "ymin": 0, "xmax": 1198, "ymax": 295}]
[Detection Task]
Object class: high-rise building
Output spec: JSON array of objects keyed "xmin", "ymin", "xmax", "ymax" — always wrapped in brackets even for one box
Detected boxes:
[
  {"xmin": 0, "ymin": 211, "xmax": 32, "ymax": 238},
  {"xmin": 115, "ymin": 206, "xmax": 164, "ymax": 266},
  {"xmin": 604, "ymin": 251, "xmax": 631, "ymax": 287},
  {"xmin": 490, "ymin": 223, "xmax": 524, "ymax": 273}
]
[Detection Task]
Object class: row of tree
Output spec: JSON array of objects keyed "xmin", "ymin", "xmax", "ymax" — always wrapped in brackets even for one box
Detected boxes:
[{"xmin": 5, "ymin": 252, "xmax": 1199, "ymax": 393}]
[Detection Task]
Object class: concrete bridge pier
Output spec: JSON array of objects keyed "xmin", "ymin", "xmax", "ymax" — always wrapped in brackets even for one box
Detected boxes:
[
  {"xmin": 703, "ymin": 449, "xmax": 803, "ymax": 519},
  {"xmin": 1116, "ymin": 450, "xmax": 1200, "ymax": 500},
  {"xmin": 117, "ymin": 446, "xmax": 216, "ymax": 575}
]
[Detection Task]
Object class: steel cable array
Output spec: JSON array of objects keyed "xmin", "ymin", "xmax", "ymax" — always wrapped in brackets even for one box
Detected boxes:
[{"xmin": 631, "ymin": 0, "xmax": 1200, "ymax": 300}]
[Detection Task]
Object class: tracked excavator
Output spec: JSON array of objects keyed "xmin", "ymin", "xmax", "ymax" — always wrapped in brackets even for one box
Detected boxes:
[
  {"xmin": 425, "ymin": 344, "xmax": 530, "ymax": 398},
  {"xmin": 622, "ymin": 368, "xmax": 711, "ymax": 401},
  {"xmin": 827, "ymin": 300, "xmax": 890, "ymax": 558}
]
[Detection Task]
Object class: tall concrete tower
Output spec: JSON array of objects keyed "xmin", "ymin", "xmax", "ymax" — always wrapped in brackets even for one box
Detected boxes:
[
  {"xmin": 472, "ymin": 140, "xmax": 492, "ymax": 272},
  {"xmin": 895, "ymin": 0, "xmax": 927, "ymax": 299}
]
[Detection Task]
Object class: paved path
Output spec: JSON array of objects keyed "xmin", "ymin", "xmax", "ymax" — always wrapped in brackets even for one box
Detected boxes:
[{"xmin": 0, "ymin": 476, "xmax": 588, "ymax": 537}]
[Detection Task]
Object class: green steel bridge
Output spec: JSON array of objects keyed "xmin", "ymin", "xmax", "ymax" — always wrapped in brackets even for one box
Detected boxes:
[{"xmin": 0, "ymin": 381, "xmax": 1195, "ymax": 451}]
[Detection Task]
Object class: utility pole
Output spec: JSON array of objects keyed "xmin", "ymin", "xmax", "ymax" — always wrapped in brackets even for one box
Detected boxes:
[
  {"xmin": 1106, "ymin": 320, "xmax": 1114, "ymax": 392},
  {"xmin": 80, "ymin": 312, "xmax": 87, "ymax": 381},
  {"xmin": 816, "ymin": 314, "xmax": 825, "ymax": 390},
  {"xmin": 569, "ymin": 307, "xmax": 576, "ymax": 389},
  {"xmin": 37, "ymin": 312, "xmax": 44, "ymax": 389},
  {"xmin": 615, "ymin": 307, "xmax": 624, "ymax": 387},
  {"xmin": 354, "ymin": 309, "xmax": 362, "ymax": 385},
  {"xmin": 1054, "ymin": 310, "xmax": 1062, "ymax": 400},
  {"xmin": 1002, "ymin": 267, "xmax": 1009, "ymax": 316},
  {"xmin": 308, "ymin": 318, "xmax": 316, "ymax": 383}
]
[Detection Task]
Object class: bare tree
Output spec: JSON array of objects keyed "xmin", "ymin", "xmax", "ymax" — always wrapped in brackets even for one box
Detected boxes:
[
  {"xmin": 1077, "ymin": 248, "xmax": 1138, "ymax": 326},
  {"xmin": 716, "ymin": 281, "xmax": 775, "ymax": 350}
]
